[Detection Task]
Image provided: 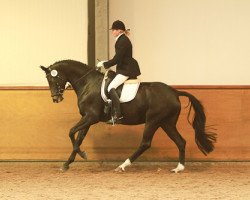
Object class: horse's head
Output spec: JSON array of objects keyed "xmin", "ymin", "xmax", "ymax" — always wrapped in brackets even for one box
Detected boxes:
[{"xmin": 40, "ymin": 65, "xmax": 68, "ymax": 103}]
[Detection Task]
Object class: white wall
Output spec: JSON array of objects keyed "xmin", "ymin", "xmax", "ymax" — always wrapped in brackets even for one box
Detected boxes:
[
  {"xmin": 109, "ymin": 0, "xmax": 250, "ymax": 85},
  {"xmin": 0, "ymin": 0, "xmax": 87, "ymax": 86}
]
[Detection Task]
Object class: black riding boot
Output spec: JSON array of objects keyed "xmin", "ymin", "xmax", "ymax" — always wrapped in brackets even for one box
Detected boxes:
[{"xmin": 107, "ymin": 88, "xmax": 123, "ymax": 124}]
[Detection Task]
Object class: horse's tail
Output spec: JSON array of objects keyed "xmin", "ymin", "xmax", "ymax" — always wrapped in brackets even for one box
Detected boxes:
[{"xmin": 177, "ymin": 90, "xmax": 217, "ymax": 155}]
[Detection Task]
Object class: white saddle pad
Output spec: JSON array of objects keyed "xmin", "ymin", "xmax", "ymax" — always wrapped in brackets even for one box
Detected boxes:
[
  {"xmin": 119, "ymin": 79, "xmax": 140, "ymax": 102},
  {"xmin": 101, "ymin": 74, "xmax": 140, "ymax": 103}
]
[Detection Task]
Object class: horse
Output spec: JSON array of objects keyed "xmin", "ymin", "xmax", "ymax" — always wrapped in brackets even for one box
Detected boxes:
[{"xmin": 40, "ymin": 60, "xmax": 216, "ymax": 173}]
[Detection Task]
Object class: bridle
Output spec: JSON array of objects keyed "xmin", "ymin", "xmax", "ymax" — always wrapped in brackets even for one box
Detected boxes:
[
  {"xmin": 46, "ymin": 73, "xmax": 66, "ymax": 98},
  {"xmin": 47, "ymin": 67, "xmax": 96, "ymax": 97}
]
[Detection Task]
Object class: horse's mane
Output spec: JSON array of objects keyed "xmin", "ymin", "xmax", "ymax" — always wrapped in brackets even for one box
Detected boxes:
[
  {"xmin": 50, "ymin": 59, "xmax": 105, "ymax": 76},
  {"xmin": 51, "ymin": 59, "xmax": 93, "ymax": 70}
]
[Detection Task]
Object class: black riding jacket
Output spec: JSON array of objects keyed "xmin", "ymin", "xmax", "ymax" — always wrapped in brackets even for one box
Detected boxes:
[{"xmin": 103, "ymin": 34, "xmax": 141, "ymax": 78}]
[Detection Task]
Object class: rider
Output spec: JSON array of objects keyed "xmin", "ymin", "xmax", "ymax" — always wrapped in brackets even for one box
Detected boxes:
[{"xmin": 97, "ymin": 20, "xmax": 141, "ymax": 124}]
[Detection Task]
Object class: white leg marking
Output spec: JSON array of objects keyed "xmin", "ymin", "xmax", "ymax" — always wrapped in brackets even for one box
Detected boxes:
[
  {"xmin": 171, "ymin": 163, "xmax": 185, "ymax": 173},
  {"xmin": 115, "ymin": 158, "xmax": 131, "ymax": 172}
]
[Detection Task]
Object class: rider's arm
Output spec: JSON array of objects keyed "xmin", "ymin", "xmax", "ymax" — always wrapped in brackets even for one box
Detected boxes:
[{"xmin": 103, "ymin": 37, "xmax": 129, "ymax": 69}]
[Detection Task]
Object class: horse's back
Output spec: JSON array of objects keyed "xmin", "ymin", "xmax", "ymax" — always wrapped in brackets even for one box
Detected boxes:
[
  {"xmin": 138, "ymin": 81, "xmax": 179, "ymax": 101},
  {"xmin": 120, "ymin": 81, "xmax": 181, "ymax": 125}
]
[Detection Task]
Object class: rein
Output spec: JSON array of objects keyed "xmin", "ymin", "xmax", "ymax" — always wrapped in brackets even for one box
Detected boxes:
[
  {"xmin": 47, "ymin": 67, "xmax": 96, "ymax": 97},
  {"xmin": 72, "ymin": 68, "xmax": 96, "ymax": 85}
]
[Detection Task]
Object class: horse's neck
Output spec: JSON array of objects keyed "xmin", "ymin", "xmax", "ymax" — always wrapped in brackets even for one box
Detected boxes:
[{"xmin": 69, "ymin": 69, "xmax": 103, "ymax": 97}]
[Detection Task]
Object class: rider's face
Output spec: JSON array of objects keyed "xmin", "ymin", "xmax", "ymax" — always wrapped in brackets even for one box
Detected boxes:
[{"xmin": 112, "ymin": 29, "xmax": 121, "ymax": 37}]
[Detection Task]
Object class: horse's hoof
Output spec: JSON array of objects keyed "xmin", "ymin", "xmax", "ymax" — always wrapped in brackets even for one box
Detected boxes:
[
  {"xmin": 79, "ymin": 151, "xmax": 88, "ymax": 160},
  {"xmin": 114, "ymin": 166, "xmax": 125, "ymax": 172},
  {"xmin": 171, "ymin": 163, "xmax": 185, "ymax": 173},
  {"xmin": 60, "ymin": 164, "xmax": 69, "ymax": 173}
]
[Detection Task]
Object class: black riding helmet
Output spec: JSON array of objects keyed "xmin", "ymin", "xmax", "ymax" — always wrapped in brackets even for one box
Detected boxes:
[{"xmin": 110, "ymin": 20, "xmax": 126, "ymax": 31}]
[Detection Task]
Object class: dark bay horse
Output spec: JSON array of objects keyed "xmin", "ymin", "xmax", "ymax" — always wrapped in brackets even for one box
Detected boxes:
[{"xmin": 41, "ymin": 60, "xmax": 216, "ymax": 173}]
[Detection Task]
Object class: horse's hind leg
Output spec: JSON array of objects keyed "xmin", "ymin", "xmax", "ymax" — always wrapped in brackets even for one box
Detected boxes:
[
  {"xmin": 161, "ymin": 123, "xmax": 186, "ymax": 173},
  {"xmin": 115, "ymin": 122, "xmax": 159, "ymax": 172}
]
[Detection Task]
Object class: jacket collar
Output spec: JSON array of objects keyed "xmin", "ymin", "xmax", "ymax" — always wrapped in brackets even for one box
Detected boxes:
[{"xmin": 115, "ymin": 33, "xmax": 125, "ymax": 41}]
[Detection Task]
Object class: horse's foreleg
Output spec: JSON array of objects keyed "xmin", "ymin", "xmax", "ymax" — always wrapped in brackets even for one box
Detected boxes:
[
  {"xmin": 70, "ymin": 119, "xmax": 92, "ymax": 156},
  {"xmin": 115, "ymin": 123, "xmax": 158, "ymax": 172},
  {"xmin": 61, "ymin": 128, "xmax": 89, "ymax": 172},
  {"xmin": 61, "ymin": 117, "xmax": 91, "ymax": 172},
  {"xmin": 68, "ymin": 117, "xmax": 86, "ymax": 148},
  {"xmin": 75, "ymin": 128, "xmax": 89, "ymax": 159}
]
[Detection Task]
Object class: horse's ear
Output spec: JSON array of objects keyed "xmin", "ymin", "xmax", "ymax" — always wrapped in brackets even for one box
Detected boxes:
[{"xmin": 40, "ymin": 66, "xmax": 49, "ymax": 73}]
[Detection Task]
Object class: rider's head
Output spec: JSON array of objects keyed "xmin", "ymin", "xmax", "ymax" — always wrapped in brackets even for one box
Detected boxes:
[{"xmin": 110, "ymin": 20, "xmax": 130, "ymax": 37}]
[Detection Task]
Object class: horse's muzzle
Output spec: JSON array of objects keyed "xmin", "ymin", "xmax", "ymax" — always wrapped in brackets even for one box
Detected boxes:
[{"xmin": 52, "ymin": 95, "xmax": 64, "ymax": 103}]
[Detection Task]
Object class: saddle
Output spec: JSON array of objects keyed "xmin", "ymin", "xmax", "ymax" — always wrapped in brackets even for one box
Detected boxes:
[{"xmin": 101, "ymin": 70, "xmax": 140, "ymax": 103}]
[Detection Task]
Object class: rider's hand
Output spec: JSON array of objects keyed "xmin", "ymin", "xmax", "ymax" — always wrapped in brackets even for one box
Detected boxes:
[{"xmin": 96, "ymin": 61, "xmax": 105, "ymax": 68}]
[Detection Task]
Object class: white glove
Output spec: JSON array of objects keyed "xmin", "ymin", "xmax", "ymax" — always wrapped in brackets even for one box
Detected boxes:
[{"xmin": 96, "ymin": 61, "xmax": 105, "ymax": 68}]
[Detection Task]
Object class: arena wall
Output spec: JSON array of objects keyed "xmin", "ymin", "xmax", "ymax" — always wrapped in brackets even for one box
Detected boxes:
[
  {"xmin": 0, "ymin": 86, "xmax": 249, "ymax": 161},
  {"xmin": 1, "ymin": 1, "xmax": 250, "ymax": 162},
  {"xmin": 0, "ymin": 0, "xmax": 88, "ymax": 86},
  {"xmin": 108, "ymin": 0, "xmax": 250, "ymax": 85}
]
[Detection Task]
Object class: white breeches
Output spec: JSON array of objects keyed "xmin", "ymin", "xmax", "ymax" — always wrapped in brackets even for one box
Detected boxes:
[{"xmin": 108, "ymin": 74, "xmax": 129, "ymax": 92}]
